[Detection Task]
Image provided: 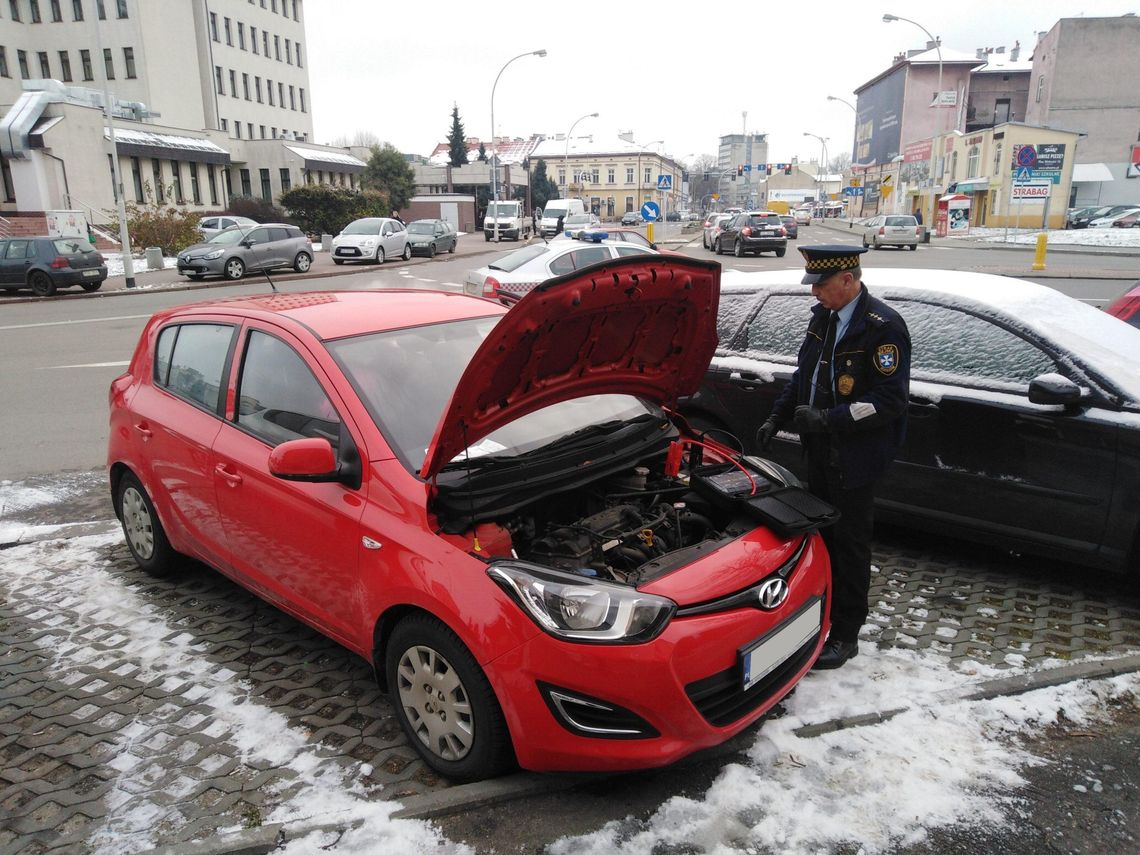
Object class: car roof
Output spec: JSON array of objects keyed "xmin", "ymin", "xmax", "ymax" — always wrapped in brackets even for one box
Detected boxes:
[
  {"xmin": 721, "ymin": 267, "xmax": 1140, "ymax": 402},
  {"xmin": 158, "ymin": 290, "xmax": 505, "ymax": 340}
]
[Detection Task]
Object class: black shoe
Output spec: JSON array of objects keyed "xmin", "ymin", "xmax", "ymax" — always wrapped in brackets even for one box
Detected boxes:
[{"xmin": 812, "ymin": 639, "xmax": 859, "ymax": 670}]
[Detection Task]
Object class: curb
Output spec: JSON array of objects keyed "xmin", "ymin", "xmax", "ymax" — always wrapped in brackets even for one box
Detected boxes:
[{"xmin": 155, "ymin": 653, "xmax": 1140, "ymax": 854}]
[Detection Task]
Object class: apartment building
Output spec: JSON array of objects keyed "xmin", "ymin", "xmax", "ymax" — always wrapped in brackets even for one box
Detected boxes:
[{"xmin": 0, "ymin": 0, "xmax": 363, "ymax": 226}]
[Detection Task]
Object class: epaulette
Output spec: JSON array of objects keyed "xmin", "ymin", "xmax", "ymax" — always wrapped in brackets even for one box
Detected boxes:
[{"xmin": 866, "ymin": 311, "xmax": 888, "ymax": 325}]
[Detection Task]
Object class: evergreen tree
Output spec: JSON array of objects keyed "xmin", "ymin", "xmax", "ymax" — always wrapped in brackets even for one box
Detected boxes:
[
  {"xmin": 363, "ymin": 144, "xmax": 416, "ymax": 210},
  {"xmin": 447, "ymin": 105, "xmax": 468, "ymax": 167},
  {"xmin": 477, "ymin": 143, "xmax": 488, "ymax": 162},
  {"xmin": 530, "ymin": 159, "xmax": 559, "ymax": 210}
]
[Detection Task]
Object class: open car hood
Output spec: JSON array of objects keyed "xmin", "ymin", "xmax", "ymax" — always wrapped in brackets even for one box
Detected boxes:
[{"xmin": 422, "ymin": 255, "xmax": 721, "ymax": 479}]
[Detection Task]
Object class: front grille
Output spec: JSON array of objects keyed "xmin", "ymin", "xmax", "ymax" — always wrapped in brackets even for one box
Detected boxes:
[
  {"xmin": 538, "ymin": 682, "xmax": 659, "ymax": 739},
  {"xmin": 685, "ymin": 613, "xmax": 822, "ymax": 727}
]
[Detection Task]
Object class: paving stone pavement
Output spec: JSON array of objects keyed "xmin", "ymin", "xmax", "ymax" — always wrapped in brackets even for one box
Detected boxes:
[{"xmin": 1, "ymin": 473, "xmax": 1138, "ymax": 853}]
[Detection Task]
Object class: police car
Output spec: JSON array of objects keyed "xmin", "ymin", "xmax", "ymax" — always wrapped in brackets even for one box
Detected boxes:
[{"xmin": 464, "ymin": 231, "xmax": 659, "ymax": 304}]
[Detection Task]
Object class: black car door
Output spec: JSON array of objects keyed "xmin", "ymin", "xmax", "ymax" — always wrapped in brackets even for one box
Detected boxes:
[
  {"xmin": 0, "ymin": 239, "xmax": 34, "ymax": 286},
  {"xmin": 883, "ymin": 297, "xmax": 1115, "ymax": 555}
]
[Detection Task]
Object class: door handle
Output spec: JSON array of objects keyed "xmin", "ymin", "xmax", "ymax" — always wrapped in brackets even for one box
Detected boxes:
[
  {"xmin": 728, "ymin": 370, "xmax": 759, "ymax": 389},
  {"xmin": 133, "ymin": 422, "xmax": 153, "ymax": 440},
  {"xmin": 908, "ymin": 399, "xmax": 939, "ymax": 417},
  {"xmin": 214, "ymin": 463, "xmax": 243, "ymax": 487}
]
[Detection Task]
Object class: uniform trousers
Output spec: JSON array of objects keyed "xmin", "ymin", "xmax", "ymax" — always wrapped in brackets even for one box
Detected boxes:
[{"xmin": 806, "ymin": 451, "xmax": 876, "ymax": 644}]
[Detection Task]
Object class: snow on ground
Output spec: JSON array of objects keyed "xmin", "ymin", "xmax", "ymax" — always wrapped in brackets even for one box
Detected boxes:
[
  {"xmin": 1, "ymin": 512, "xmax": 1136, "ymax": 853},
  {"xmin": 952, "ymin": 226, "xmax": 1140, "ymax": 247}
]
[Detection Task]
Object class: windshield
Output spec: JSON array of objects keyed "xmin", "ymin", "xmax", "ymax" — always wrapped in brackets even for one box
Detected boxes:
[
  {"xmin": 488, "ymin": 243, "xmax": 548, "ymax": 272},
  {"xmin": 565, "ymin": 215, "xmax": 593, "ymax": 225},
  {"xmin": 341, "ymin": 219, "xmax": 383, "ymax": 235},
  {"xmin": 407, "ymin": 222, "xmax": 435, "ymax": 234},
  {"xmin": 208, "ymin": 227, "xmax": 251, "ymax": 245},
  {"xmin": 327, "ymin": 316, "xmax": 655, "ymax": 471},
  {"xmin": 486, "ymin": 203, "xmax": 519, "ymax": 217},
  {"xmin": 543, "ymin": 205, "xmax": 568, "ymax": 218}
]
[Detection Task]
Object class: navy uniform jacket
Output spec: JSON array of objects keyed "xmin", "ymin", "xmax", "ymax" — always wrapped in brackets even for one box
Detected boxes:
[{"xmin": 770, "ymin": 284, "xmax": 911, "ymax": 489}]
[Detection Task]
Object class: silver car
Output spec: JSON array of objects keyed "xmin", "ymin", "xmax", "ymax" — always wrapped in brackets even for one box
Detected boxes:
[
  {"xmin": 862, "ymin": 214, "xmax": 920, "ymax": 250},
  {"xmin": 197, "ymin": 215, "xmax": 258, "ymax": 240},
  {"xmin": 331, "ymin": 217, "xmax": 411, "ymax": 264},
  {"xmin": 177, "ymin": 224, "xmax": 313, "ymax": 280}
]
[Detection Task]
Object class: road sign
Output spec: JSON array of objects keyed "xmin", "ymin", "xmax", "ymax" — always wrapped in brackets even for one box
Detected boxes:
[
  {"xmin": 742, "ymin": 164, "xmax": 752, "ymax": 173},
  {"xmin": 711, "ymin": 193, "xmax": 720, "ymax": 200},
  {"xmin": 641, "ymin": 201, "xmax": 660, "ymax": 222},
  {"xmin": 1016, "ymin": 145, "xmax": 1038, "ymax": 169},
  {"xmin": 656, "ymin": 174, "xmax": 672, "ymax": 190},
  {"xmin": 1011, "ymin": 181, "xmax": 1050, "ymax": 201},
  {"xmin": 1014, "ymin": 166, "xmax": 1034, "ymax": 183}
]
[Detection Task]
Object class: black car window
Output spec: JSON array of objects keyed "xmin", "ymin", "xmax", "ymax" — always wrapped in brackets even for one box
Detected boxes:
[
  {"xmin": 744, "ymin": 295, "xmax": 815, "ymax": 360},
  {"xmin": 717, "ymin": 293, "xmax": 761, "ymax": 345},
  {"xmin": 236, "ymin": 330, "xmax": 340, "ymax": 449},
  {"xmin": 200, "ymin": 218, "xmax": 217, "ymax": 230},
  {"xmin": 889, "ymin": 300, "xmax": 1057, "ymax": 386},
  {"xmin": 155, "ymin": 323, "xmax": 235, "ymax": 412},
  {"xmin": 548, "ymin": 246, "xmax": 610, "ymax": 275},
  {"xmin": 6, "ymin": 240, "xmax": 31, "ymax": 259},
  {"xmin": 614, "ymin": 245, "xmax": 651, "ymax": 257}
]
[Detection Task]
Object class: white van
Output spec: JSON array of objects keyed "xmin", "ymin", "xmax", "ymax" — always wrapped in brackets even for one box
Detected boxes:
[
  {"xmin": 483, "ymin": 200, "xmax": 531, "ymax": 242},
  {"xmin": 539, "ymin": 199, "xmax": 586, "ymax": 237}
]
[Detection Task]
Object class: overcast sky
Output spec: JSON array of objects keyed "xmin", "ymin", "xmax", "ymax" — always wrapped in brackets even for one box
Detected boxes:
[{"xmin": 304, "ymin": 2, "xmax": 1137, "ymax": 167}]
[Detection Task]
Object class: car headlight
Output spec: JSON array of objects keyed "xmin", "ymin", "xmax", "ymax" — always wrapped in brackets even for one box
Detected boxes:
[
  {"xmin": 202, "ymin": 250, "xmax": 223, "ymax": 260},
  {"xmin": 361, "ymin": 238, "xmax": 375, "ymax": 247},
  {"xmin": 488, "ymin": 561, "xmax": 675, "ymax": 643}
]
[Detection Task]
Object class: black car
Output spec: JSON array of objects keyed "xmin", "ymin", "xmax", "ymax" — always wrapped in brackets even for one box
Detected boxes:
[
  {"xmin": 405, "ymin": 219, "xmax": 458, "ymax": 257},
  {"xmin": 621, "ymin": 211, "xmax": 644, "ymax": 226},
  {"xmin": 680, "ymin": 268, "xmax": 1140, "ymax": 574},
  {"xmin": 0, "ymin": 236, "xmax": 107, "ymax": 297},
  {"xmin": 714, "ymin": 212, "xmax": 788, "ymax": 257},
  {"xmin": 779, "ymin": 214, "xmax": 798, "ymax": 240}
]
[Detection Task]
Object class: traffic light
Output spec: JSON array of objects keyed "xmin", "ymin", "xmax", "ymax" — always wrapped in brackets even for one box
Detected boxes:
[
  {"xmin": 737, "ymin": 165, "xmax": 743, "ymax": 176},
  {"xmin": 784, "ymin": 164, "xmax": 793, "ymax": 175}
]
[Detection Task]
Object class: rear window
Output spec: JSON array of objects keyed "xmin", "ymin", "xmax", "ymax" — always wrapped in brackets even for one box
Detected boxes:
[
  {"xmin": 490, "ymin": 243, "xmax": 549, "ymax": 272},
  {"xmin": 53, "ymin": 238, "xmax": 92, "ymax": 254},
  {"xmin": 885, "ymin": 216, "xmax": 917, "ymax": 227},
  {"xmin": 747, "ymin": 214, "xmax": 781, "ymax": 227}
]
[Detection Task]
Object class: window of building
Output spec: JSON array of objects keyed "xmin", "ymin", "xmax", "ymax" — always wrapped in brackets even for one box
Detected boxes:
[
  {"xmin": 271, "ymin": 126, "xmax": 276, "ymax": 138},
  {"xmin": 292, "ymin": 0, "xmax": 298, "ymax": 20},
  {"xmin": 295, "ymin": 42, "xmax": 302, "ymax": 67},
  {"xmin": 222, "ymin": 167, "xmax": 232, "ymax": 199},
  {"xmin": 71, "ymin": 0, "xmax": 82, "ymax": 20},
  {"xmin": 79, "ymin": 48, "xmax": 92, "ymax": 79},
  {"xmin": 237, "ymin": 21, "xmax": 245, "ymax": 50},
  {"xmin": 259, "ymin": 124, "xmax": 265, "ymax": 138},
  {"xmin": 245, "ymin": 71, "xmax": 254, "ymax": 101},
  {"xmin": 992, "ymin": 143, "xmax": 1003, "ymax": 177},
  {"xmin": 557, "ymin": 170, "xmax": 565, "ymax": 186},
  {"xmin": 131, "ymin": 156, "xmax": 143, "ymax": 201},
  {"xmin": 234, "ymin": 121, "xmax": 240, "ymax": 138},
  {"xmin": 38, "ymin": 51, "xmax": 50, "ymax": 78},
  {"xmin": 30, "ymin": 1, "xmax": 41, "ymax": 23},
  {"xmin": 9, "ymin": 1, "xmax": 20, "ymax": 21},
  {"xmin": 285, "ymin": 38, "xmax": 291, "ymax": 64},
  {"xmin": 288, "ymin": 85, "xmax": 295, "ymax": 110},
  {"xmin": 1036, "ymin": 75, "xmax": 1045, "ymax": 103},
  {"xmin": 151, "ymin": 159, "xmax": 164, "ymax": 202},
  {"xmin": 209, "ymin": 12, "xmax": 217, "ymax": 41},
  {"xmin": 262, "ymin": 30, "xmax": 268, "ymax": 55},
  {"xmin": 270, "ymin": 0, "xmax": 276, "ymax": 11},
  {"xmin": 95, "ymin": 0, "xmax": 104, "ymax": 18},
  {"xmin": 0, "ymin": 48, "xmax": 8, "ymax": 78},
  {"xmin": 50, "ymin": 0, "xmax": 61, "ymax": 22},
  {"xmin": 277, "ymin": 81, "xmax": 283, "ymax": 106},
  {"xmin": 189, "ymin": 162, "xmax": 201, "ymax": 204},
  {"xmin": 224, "ymin": 17, "xmax": 232, "ymax": 46},
  {"xmin": 279, "ymin": 167, "xmax": 291, "ymax": 192},
  {"xmin": 266, "ymin": 79, "xmax": 274, "ymax": 105},
  {"xmin": 102, "ymin": 47, "xmax": 113, "ymax": 79},
  {"xmin": 170, "ymin": 160, "xmax": 183, "ymax": 203},
  {"xmin": 592, "ymin": 168, "xmax": 599, "ymax": 184},
  {"xmin": 274, "ymin": 35, "xmax": 280, "ymax": 61},
  {"xmin": 254, "ymin": 76, "xmax": 261, "ymax": 102},
  {"xmin": 251, "ymin": 26, "xmax": 258, "ymax": 53},
  {"xmin": 259, "ymin": 168, "xmax": 271, "ymax": 201},
  {"xmin": 18, "ymin": 50, "xmax": 30, "ymax": 79},
  {"xmin": 967, "ymin": 145, "xmax": 980, "ymax": 179},
  {"xmin": 220, "ymin": 118, "xmax": 227, "ymax": 131},
  {"xmin": 228, "ymin": 68, "xmax": 236, "ymax": 96},
  {"xmin": 995, "ymin": 98, "xmax": 1011, "ymax": 124},
  {"xmin": 644, "ymin": 167, "xmax": 651, "ymax": 184},
  {"xmin": 240, "ymin": 168, "xmax": 252, "ymax": 196},
  {"xmin": 122, "ymin": 46, "xmax": 134, "ymax": 77},
  {"xmin": 607, "ymin": 168, "xmax": 615, "ymax": 184},
  {"xmin": 299, "ymin": 88, "xmax": 305, "ymax": 113},
  {"xmin": 115, "ymin": 0, "xmax": 125, "ymax": 17},
  {"xmin": 207, "ymin": 163, "xmax": 218, "ymax": 205}
]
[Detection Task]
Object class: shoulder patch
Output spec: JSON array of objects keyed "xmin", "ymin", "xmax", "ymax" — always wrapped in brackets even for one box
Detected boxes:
[{"xmin": 876, "ymin": 344, "xmax": 899, "ymax": 375}]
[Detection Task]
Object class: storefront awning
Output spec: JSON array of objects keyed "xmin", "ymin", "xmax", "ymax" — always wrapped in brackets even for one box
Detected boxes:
[
  {"xmin": 1072, "ymin": 163, "xmax": 1114, "ymax": 183},
  {"xmin": 284, "ymin": 144, "xmax": 366, "ymax": 174},
  {"xmin": 104, "ymin": 128, "xmax": 231, "ymax": 164},
  {"xmin": 954, "ymin": 177, "xmax": 990, "ymax": 193}
]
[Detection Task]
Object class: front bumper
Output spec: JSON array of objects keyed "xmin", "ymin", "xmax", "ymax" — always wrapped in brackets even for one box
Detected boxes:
[
  {"xmin": 177, "ymin": 258, "xmax": 225, "ymax": 276},
  {"xmin": 484, "ymin": 537, "xmax": 830, "ymax": 772}
]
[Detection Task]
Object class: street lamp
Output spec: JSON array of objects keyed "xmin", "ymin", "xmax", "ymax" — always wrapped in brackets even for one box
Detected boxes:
[
  {"xmin": 563, "ymin": 111, "xmax": 598, "ymax": 205},
  {"xmin": 827, "ymin": 95, "xmax": 856, "ymax": 112},
  {"xmin": 804, "ymin": 132, "xmax": 829, "ymax": 209},
  {"xmin": 635, "ymin": 139, "xmax": 663, "ymax": 221},
  {"xmin": 490, "ymin": 49, "xmax": 546, "ymax": 242},
  {"xmin": 95, "ymin": 13, "xmax": 135, "ymax": 287},
  {"xmin": 884, "ymin": 13, "xmax": 942, "ymax": 225}
]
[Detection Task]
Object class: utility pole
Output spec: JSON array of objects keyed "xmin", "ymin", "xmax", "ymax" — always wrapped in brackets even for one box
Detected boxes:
[{"xmin": 95, "ymin": 13, "xmax": 135, "ymax": 287}]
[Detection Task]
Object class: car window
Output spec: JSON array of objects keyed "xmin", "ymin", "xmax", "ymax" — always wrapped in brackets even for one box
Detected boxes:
[
  {"xmin": 548, "ymin": 246, "xmax": 610, "ymax": 276},
  {"xmin": 381, "ymin": 223, "xmax": 393, "ymax": 236},
  {"xmin": 885, "ymin": 216, "xmax": 916, "ymax": 227},
  {"xmin": 268, "ymin": 227, "xmax": 289, "ymax": 241},
  {"xmin": 615, "ymin": 245, "xmax": 652, "ymax": 257},
  {"xmin": 743, "ymin": 295, "xmax": 815, "ymax": 360},
  {"xmin": 244, "ymin": 228, "xmax": 270, "ymax": 245},
  {"xmin": 618, "ymin": 232, "xmax": 652, "ymax": 248},
  {"xmin": 490, "ymin": 243, "xmax": 548, "ymax": 272},
  {"xmin": 6, "ymin": 240, "xmax": 31, "ymax": 259},
  {"xmin": 889, "ymin": 300, "xmax": 1058, "ymax": 387},
  {"xmin": 236, "ymin": 331, "xmax": 341, "ymax": 448},
  {"xmin": 200, "ymin": 218, "xmax": 217, "ymax": 230},
  {"xmin": 716, "ymin": 293, "xmax": 761, "ymax": 344},
  {"xmin": 155, "ymin": 323, "xmax": 235, "ymax": 412},
  {"xmin": 53, "ymin": 238, "xmax": 89, "ymax": 254}
]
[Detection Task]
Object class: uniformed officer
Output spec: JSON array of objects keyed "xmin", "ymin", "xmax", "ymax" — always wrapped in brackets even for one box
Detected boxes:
[{"xmin": 758, "ymin": 245, "xmax": 911, "ymax": 669}]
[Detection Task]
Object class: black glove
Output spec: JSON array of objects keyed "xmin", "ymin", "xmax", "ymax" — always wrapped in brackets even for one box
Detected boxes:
[
  {"xmin": 794, "ymin": 405, "xmax": 829, "ymax": 433},
  {"xmin": 757, "ymin": 420, "xmax": 778, "ymax": 450}
]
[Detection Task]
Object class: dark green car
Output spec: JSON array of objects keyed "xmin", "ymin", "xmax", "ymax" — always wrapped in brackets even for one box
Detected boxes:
[{"xmin": 406, "ymin": 219, "xmax": 458, "ymax": 257}]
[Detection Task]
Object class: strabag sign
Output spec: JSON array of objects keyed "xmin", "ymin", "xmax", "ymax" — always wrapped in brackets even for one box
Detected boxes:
[{"xmin": 1010, "ymin": 182, "xmax": 1051, "ymax": 201}]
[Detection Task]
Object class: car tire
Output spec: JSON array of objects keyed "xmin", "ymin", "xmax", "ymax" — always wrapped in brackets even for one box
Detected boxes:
[
  {"xmin": 734, "ymin": 240, "xmax": 743, "ymax": 258},
  {"xmin": 333, "ymin": 259, "xmax": 344, "ymax": 265},
  {"xmin": 861, "ymin": 237, "xmax": 869, "ymax": 248},
  {"xmin": 775, "ymin": 248, "xmax": 786, "ymax": 258},
  {"xmin": 908, "ymin": 243, "xmax": 917, "ymax": 251},
  {"xmin": 375, "ymin": 246, "xmax": 386, "ymax": 264},
  {"xmin": 29, "ymin": 271, "xmax": 56, "ymax": 297},
  {"xmin": 402, "ymin": 243, "xmax": 412, "ymax": 261},
  {"xmin": 116, "ymin": 471, "xmax": 178, "ymax": 577},
  {"xmin": 428, "ymin": 244, "xmax": 437, "ymax": 258},
  {"xmin": 386, "ymin": 614, "xmax": 515, "ymax": 782},
  {"xmin": 448, "ymin": 239, "xmax": 457, "ymax": 253},
  {"xmin": 293, "ymin": 252, "xmax": 312, "ymax": 273},
  {"xmin": 873, "ymin": 239, "xmax": 882, "ymax": 250},
  {"xmin": 223, "ymin": 258, "xmax": 245, "ymax": 280},
  {"xmin": 80, "ymin": 281, "xmax": 103, "ymax": 292},
  {"xmin": 714, "ymin": 239, "xmax": 722, "ymax": 255},
  {"xmin": 187, "ymin": 274, "xmax": 205, "ymax": 280}
]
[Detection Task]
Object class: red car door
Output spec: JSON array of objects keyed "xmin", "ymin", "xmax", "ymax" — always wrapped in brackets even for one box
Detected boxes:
[{"xmin": 210, "ymin": 323, "xmax": 368, "ymax": 645}]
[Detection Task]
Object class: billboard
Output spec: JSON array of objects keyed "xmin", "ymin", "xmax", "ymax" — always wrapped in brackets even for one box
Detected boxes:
[{"xmin": 854, "ymin": 68, "xmax": 906, "ymax": 165}]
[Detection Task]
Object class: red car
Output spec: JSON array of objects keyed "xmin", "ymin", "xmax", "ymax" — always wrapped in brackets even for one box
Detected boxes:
[
  {"xmin": 1106, "ymin": 280, "xmax": 1140, "ymax": 328},
  {"xmin": 107, "ymin": 257, "xmax": 831, "ymax": 781}
]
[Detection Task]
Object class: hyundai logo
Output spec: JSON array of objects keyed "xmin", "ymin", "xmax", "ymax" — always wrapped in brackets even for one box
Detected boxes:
[{"xmin": 757, "ymin": 578, "xmax": 789, "ymax": 610}]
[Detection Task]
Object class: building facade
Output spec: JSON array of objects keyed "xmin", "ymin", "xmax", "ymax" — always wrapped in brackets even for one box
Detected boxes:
[{"xmin": 717, "ymin": 133, "xmax": 769, "ymax": 208}]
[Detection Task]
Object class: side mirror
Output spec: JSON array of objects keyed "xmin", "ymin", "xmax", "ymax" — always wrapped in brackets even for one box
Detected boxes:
[
  {"xmin": 1028, "ymin": 373, "xmax": 1084, "ymax": 406},
  {"xmin": 650, "ymin": 243, "xmax": 658, "ymax": 250},
  {"xmin": 269, "ymin": 437, "xmax": 340, "ymax": 482}
]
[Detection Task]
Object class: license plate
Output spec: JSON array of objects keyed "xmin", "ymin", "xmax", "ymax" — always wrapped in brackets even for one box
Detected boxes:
[
  {"xmin": 741, "ymin": 598, "xmax": 822, "ymax": 690},
  {"xmin": 337, "ymin": 248, "xmax": 359, "ymax": 256},
  {"xmin": 83, "ymin": 269, "xmax": 100, "ymax": 277},
  {"xmin": 759, "ymin": 230, "xmax": 776, "ymax": 237}
]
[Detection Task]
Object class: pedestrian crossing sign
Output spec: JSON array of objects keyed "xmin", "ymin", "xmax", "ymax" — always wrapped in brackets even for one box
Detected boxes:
[{"xmin": 657, "ymin": 174, "xmax": 672, "ymax": 190}]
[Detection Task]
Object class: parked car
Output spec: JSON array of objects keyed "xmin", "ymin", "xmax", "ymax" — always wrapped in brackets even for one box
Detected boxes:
[
  {"xmin": 679, "ymin": 267, "xmax": 1140, "ymax": 574},
  {"xmin": 1112, "ymin": 209, "xmax": 1140, "ymax": 229},
  {"xmin": 465, "ymin": 233, "xmax": 658, "ymax": 303},
  {"xmin": 107, "ymin": 256, "xmax": 830, "ymax": 782},
  {"xmin": 1066, "ymin": 206, "xmax": 1114, "ymax": 230},
  {"xmin": 1105, "ymin": 280, "xmax": 1140, "ymax": 329},
  {"xmin": 177, "ymin": 224, "xmax": 313, "ymax": 281},
  {"xmin": 714, "ymin": 211, "xmax": 788, "ymax": 257},
  {"xmin": 1086, "ymin": 205, "xmax": 1139, "ymax": 228},
  {"xmin": 779, "ymin": 215, "xmax": 799, "ymax": 240},
  {"xmin": 406, "ymin": 219, "xmax": 458, "ymax": 257},
  {"xmin": 0, "ymin": 235, "xmax": 106, "ymax": 297},
  {"xmin": 331, "ymin": 217, "xmax": 410, "ymax": 264},
  {"xmin": 621, "ymin": 211, "xmax": 644, "ymax": 226},
  {"xmin": 198, "ymin": 215, "xmax": 258, "ymax": 240},
  {"xmin": 561, "ymin": 212, "xmax": 601, "ymax": 237},
  {"xmin": 861, "ymin": 215, "xmax": 920, "ymax": 250},
  {"xmin": 1090, "ymin": 206, "xmax": 1140, "ymax": 228},
  {"xmin": 793, "ymin": 209, "xmax": 812, "ymax": 226},
  {"xmin": 702, "ymin": 214, "xmax": 733, "ymax": 250},
  {"xmin": 563, "ymin": 228, "xmax": 659, "ymax": 250}
]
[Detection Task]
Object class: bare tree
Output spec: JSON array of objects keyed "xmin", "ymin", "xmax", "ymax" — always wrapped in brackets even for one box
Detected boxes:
[{"xmin": 828, "ymin": 151, "xmax": 852, "ymax": 174}]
